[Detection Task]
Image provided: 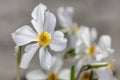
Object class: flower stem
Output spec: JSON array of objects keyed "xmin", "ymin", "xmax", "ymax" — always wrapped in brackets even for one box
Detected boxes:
[
  {"xmin": 71, "ymin": 65, "xmax": 75, "ymax": 80},
  {"xmin": 16, "ymin": 46, "xmax": 22, "ymax": 80},
  {"xmin": 75, "ymin": 62, "xmax": 108, "ymax": 80}
]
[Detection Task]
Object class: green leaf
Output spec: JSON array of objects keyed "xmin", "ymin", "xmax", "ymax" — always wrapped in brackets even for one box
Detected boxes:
[{"xmin": 71, "ymin": 65, "xmax": 75, "ymax": 80}]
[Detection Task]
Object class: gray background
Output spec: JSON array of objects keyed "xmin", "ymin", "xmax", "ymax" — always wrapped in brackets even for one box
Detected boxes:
[{"xmin": 0, "ymin": 0, "xmax": 120, "ymax": 80}]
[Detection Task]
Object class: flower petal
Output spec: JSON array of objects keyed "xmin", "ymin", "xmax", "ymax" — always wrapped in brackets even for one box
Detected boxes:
[
  {"xmin": 50, "ymin": 31, "xmax": 67, "ymax": 52},
  {"xmin": 51, "ymin": 56, "xmax": 63, "ymax": 73},
  {"xmin": 20, "ymin": 43, "xmax": 39, "ymax": 69},
  {"xmin": 58, "ymin": 69, "xmax": 70, "ymax": 80},
  {"xmin": 57, "ymin": 7, "xmax": 74, "ymax": 28},
  {"xmin": 78, "ymin": 26, "xmax": 90, "ymax": 47},
  {"xmin": 31, "ymin": 3, "xmax": 47, "ymax": 28},
  {"xmin": 26, "ymin": 69, "xmax": 47, "ymax": 80},
  {"xmin": 39, "ymin": 47, "xmax": 53, "ymax": 70},
  {"xmin": 96, "ymin": 52, "xmax": 109, "ymax": 61},
  {"xmin": 96, "ymin": 67, "xmax": 116, "ymax": 80},
  {"xmin": 90, "ymin": 27, "xmax": 97, "ymax": 42},
  {"xmin": 31, "ymin": 19, "xmax": 43, "ymax": 33},
  {"xmin": 75, "ymin": 38, "xmax": 86, "ymax": 54},
  {"xmin": 99, "ymin": 35, "xmax": 112, "ymax": 50},
  {"xmin": 44, "ymin": 11, "xmax": 56, "ymax": 32},
  {"xmin": 11, "ymin": 25, "xmax": 37, "ymax": 46}
]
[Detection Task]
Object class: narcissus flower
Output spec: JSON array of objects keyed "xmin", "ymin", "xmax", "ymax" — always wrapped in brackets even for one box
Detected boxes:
[
  {"xmin": 75, "ymin": 26, "xmax": 97, "ymax": 62},
  {"xmin": 11, "ymin": 3, "xmax": 67, "ymax": 70},
  {"xmin": 26, "ymin": 56, "xmax": 70, "ymax": 80}
]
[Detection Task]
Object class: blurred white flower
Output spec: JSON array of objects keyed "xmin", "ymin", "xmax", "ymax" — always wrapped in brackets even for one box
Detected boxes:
[
  {"xmin": 26, "ymin": 56, "xmax": 70, "ymax": 80},
  {"xmin": 96, "ymin": 66, "xmax": 117, "ymax": 80},
  {"xmin": 57, "ymin": 6, "xmax": 74, "ymax": 28},
  {"xmin": 96, "ymin": 35, "xmax": 114, "ymax": 61},
  {"xmin": 11, "ymin": 3, "xmax": 67, "ymax": 70},
  {"xmin": 69, "ymin": 23, "xmax": 79, "ymax": 48},
  {"xmin": 75, "ymin": 26, "xmax": 97, "ymax": 58}
]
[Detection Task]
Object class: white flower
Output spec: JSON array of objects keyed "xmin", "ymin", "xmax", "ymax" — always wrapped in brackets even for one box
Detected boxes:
[
  {"xmin": 96, "ymin": 35, "xmax": 114, "ymax": 61},
  {"xmin": 11, "ymin": 3, "xmax": 67, "ymax": 70},
  {"xmin": 96, "ymin": 66, "xmax": 117, "ymax": 80},
  {"xmin": 26, "ymin": 56, "xmax": 70, "ymax": 80},
  {"xmin": 57, "ymin": 6, "xmax": 74, "ymax": 28},
  {"xmin": 75, "ymin": 26, "xmax": 97, "ymax": 57}
]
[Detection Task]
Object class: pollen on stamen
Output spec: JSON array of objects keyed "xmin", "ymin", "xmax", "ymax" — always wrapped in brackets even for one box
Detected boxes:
[
  {"xmin": 38, "ymin": 32, "xmax": 51, "ymax": 47},
  {"xmin": 109, "ymin": 60, "xmax": 114, "ymax": 72},
  {"xmin": 87, "ymin": 45, "xmax": 95, "ymax": 56}
]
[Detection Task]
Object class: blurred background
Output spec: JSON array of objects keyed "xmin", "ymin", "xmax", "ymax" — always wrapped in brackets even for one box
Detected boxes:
[{"xmin": 0, "ymin": 0, "xmax": 120, "ymax": 80}]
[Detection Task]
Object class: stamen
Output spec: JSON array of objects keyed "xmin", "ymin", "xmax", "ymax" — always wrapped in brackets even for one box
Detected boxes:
[
  {"xmin": 109, "ymin": 60, "xmax": 114, "ymax": 71},
  {"xmin": 87, "ymin": 45, "xmax": 95, "ymax": 56},
  {"xmin": 38, "ymin": 32, "xmax": 51, "ymax": 47}
]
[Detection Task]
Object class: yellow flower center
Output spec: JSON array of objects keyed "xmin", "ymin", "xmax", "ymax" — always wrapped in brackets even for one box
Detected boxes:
[
  {"xmin": 87, "ymin": 45, "xmax": 95, "ymax": 55},
  {"xmin": 73, "ymin": 23, "xmax": 78, "ymax": 34},
  {"xmin": 82, "ymin": 72, "xmax": 90, "ymax": 80},
  {"xmin": 48, "ymin": 73, "xmax": 58, "ymax": 80},
  {"xmin": 38, "ymin": 32, "xmax": 51, "ymax": 47},
  {"xmin": 109, "ymin": 60, "xmax": 114, "ymax": 71}
]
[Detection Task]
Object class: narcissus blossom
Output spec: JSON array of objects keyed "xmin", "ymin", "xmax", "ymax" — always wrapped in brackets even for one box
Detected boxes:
[
  {"xmin": 75, "ymin": 26, "xmax": 97, "ymax": 55},
  {"xmin": 11, "ymin": 3, "xmax": 67, "ymax": 70}
]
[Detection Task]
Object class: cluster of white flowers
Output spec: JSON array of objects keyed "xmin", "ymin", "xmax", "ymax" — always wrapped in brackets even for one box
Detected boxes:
[{"xmin": 12, "ymin": 3, "xmax": 117, "ymax": 80}]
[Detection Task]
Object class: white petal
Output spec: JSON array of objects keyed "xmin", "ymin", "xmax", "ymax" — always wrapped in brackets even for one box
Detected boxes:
[
  {"xmin": 58, "ymin": 69, "xmax": 70, "ymax": 80},
  {"xmin": 90, "ymin": 27, "xmax": 97, "ymax": 42},
  {"xmin": 75, "ymin": 39, "xmax": 86, "ymax": 54},
  {"xmin": 26, "ymin": 69, "xmax": 47, "ymax": 80},
  {"xmin": 39, "ymin": 47, "xmax": 53, "ymax": 70},
  {"xmin": 75, "ymin": 59, "xmax": 84, "ymax": 74},
  {"xmin": 11, "ymin": 25, "xmax": 37, "ymax": 46},
  {"xmin": 78, "ymin": 26, "xmax": 91, "ymax": 47},
  {"xmin": 20, "ymin": 43, "xmax": 39, "ymax": 69},
  {"xmin": 66, "ymin": 7, "xmax": 74, "ymax": 15},
  {"xmin": 96, "ymin": 67, "xmax": 116, "ymax": 80},
  {"xmin": 53, "ymin": 31, "xmax": 64, "ymax": 38},
  {"xmin": 51, "ymin": 56, "xmax": 63, "ymax": 73},
  {"xmin": 31, "ymin": 3, "xmax": 47, "ymax": 28},
  {"xmin": 57, "ymin": 7, "xmax": 74, "ymax": 28},
  {"xmin": 50, "ymin": 31, "xmax": 67, "ymax": 52},
  {"xmin": 99, "ymin": 35, "xmax": 112, "ymax": 50},
  {"xmin": 44, "ymin": 11, "xmax": 56, "ymax": 32},
  {"xmin": 31, "ymin": 19, "xmax": 43, "ymax": 33},
  {"xmin": 96, "ymin": 52, "xmax": 109, "ymax": 61},
  {"xmin": 70, "ymin": 35, "xmax": 77, "ymax": 48}
]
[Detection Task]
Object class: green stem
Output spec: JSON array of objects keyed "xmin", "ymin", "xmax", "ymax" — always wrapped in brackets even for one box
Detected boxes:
[
  {"xmin": 75, "ymin": 62, "xmax": 108, "ymax": 80},
  {"xmin": 16, "ymin": 46, "xmax": 22, "ymax": 80},
  {"xmin": 71, "ymin": 65, "xmax": 75, "ymax": 80}
]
